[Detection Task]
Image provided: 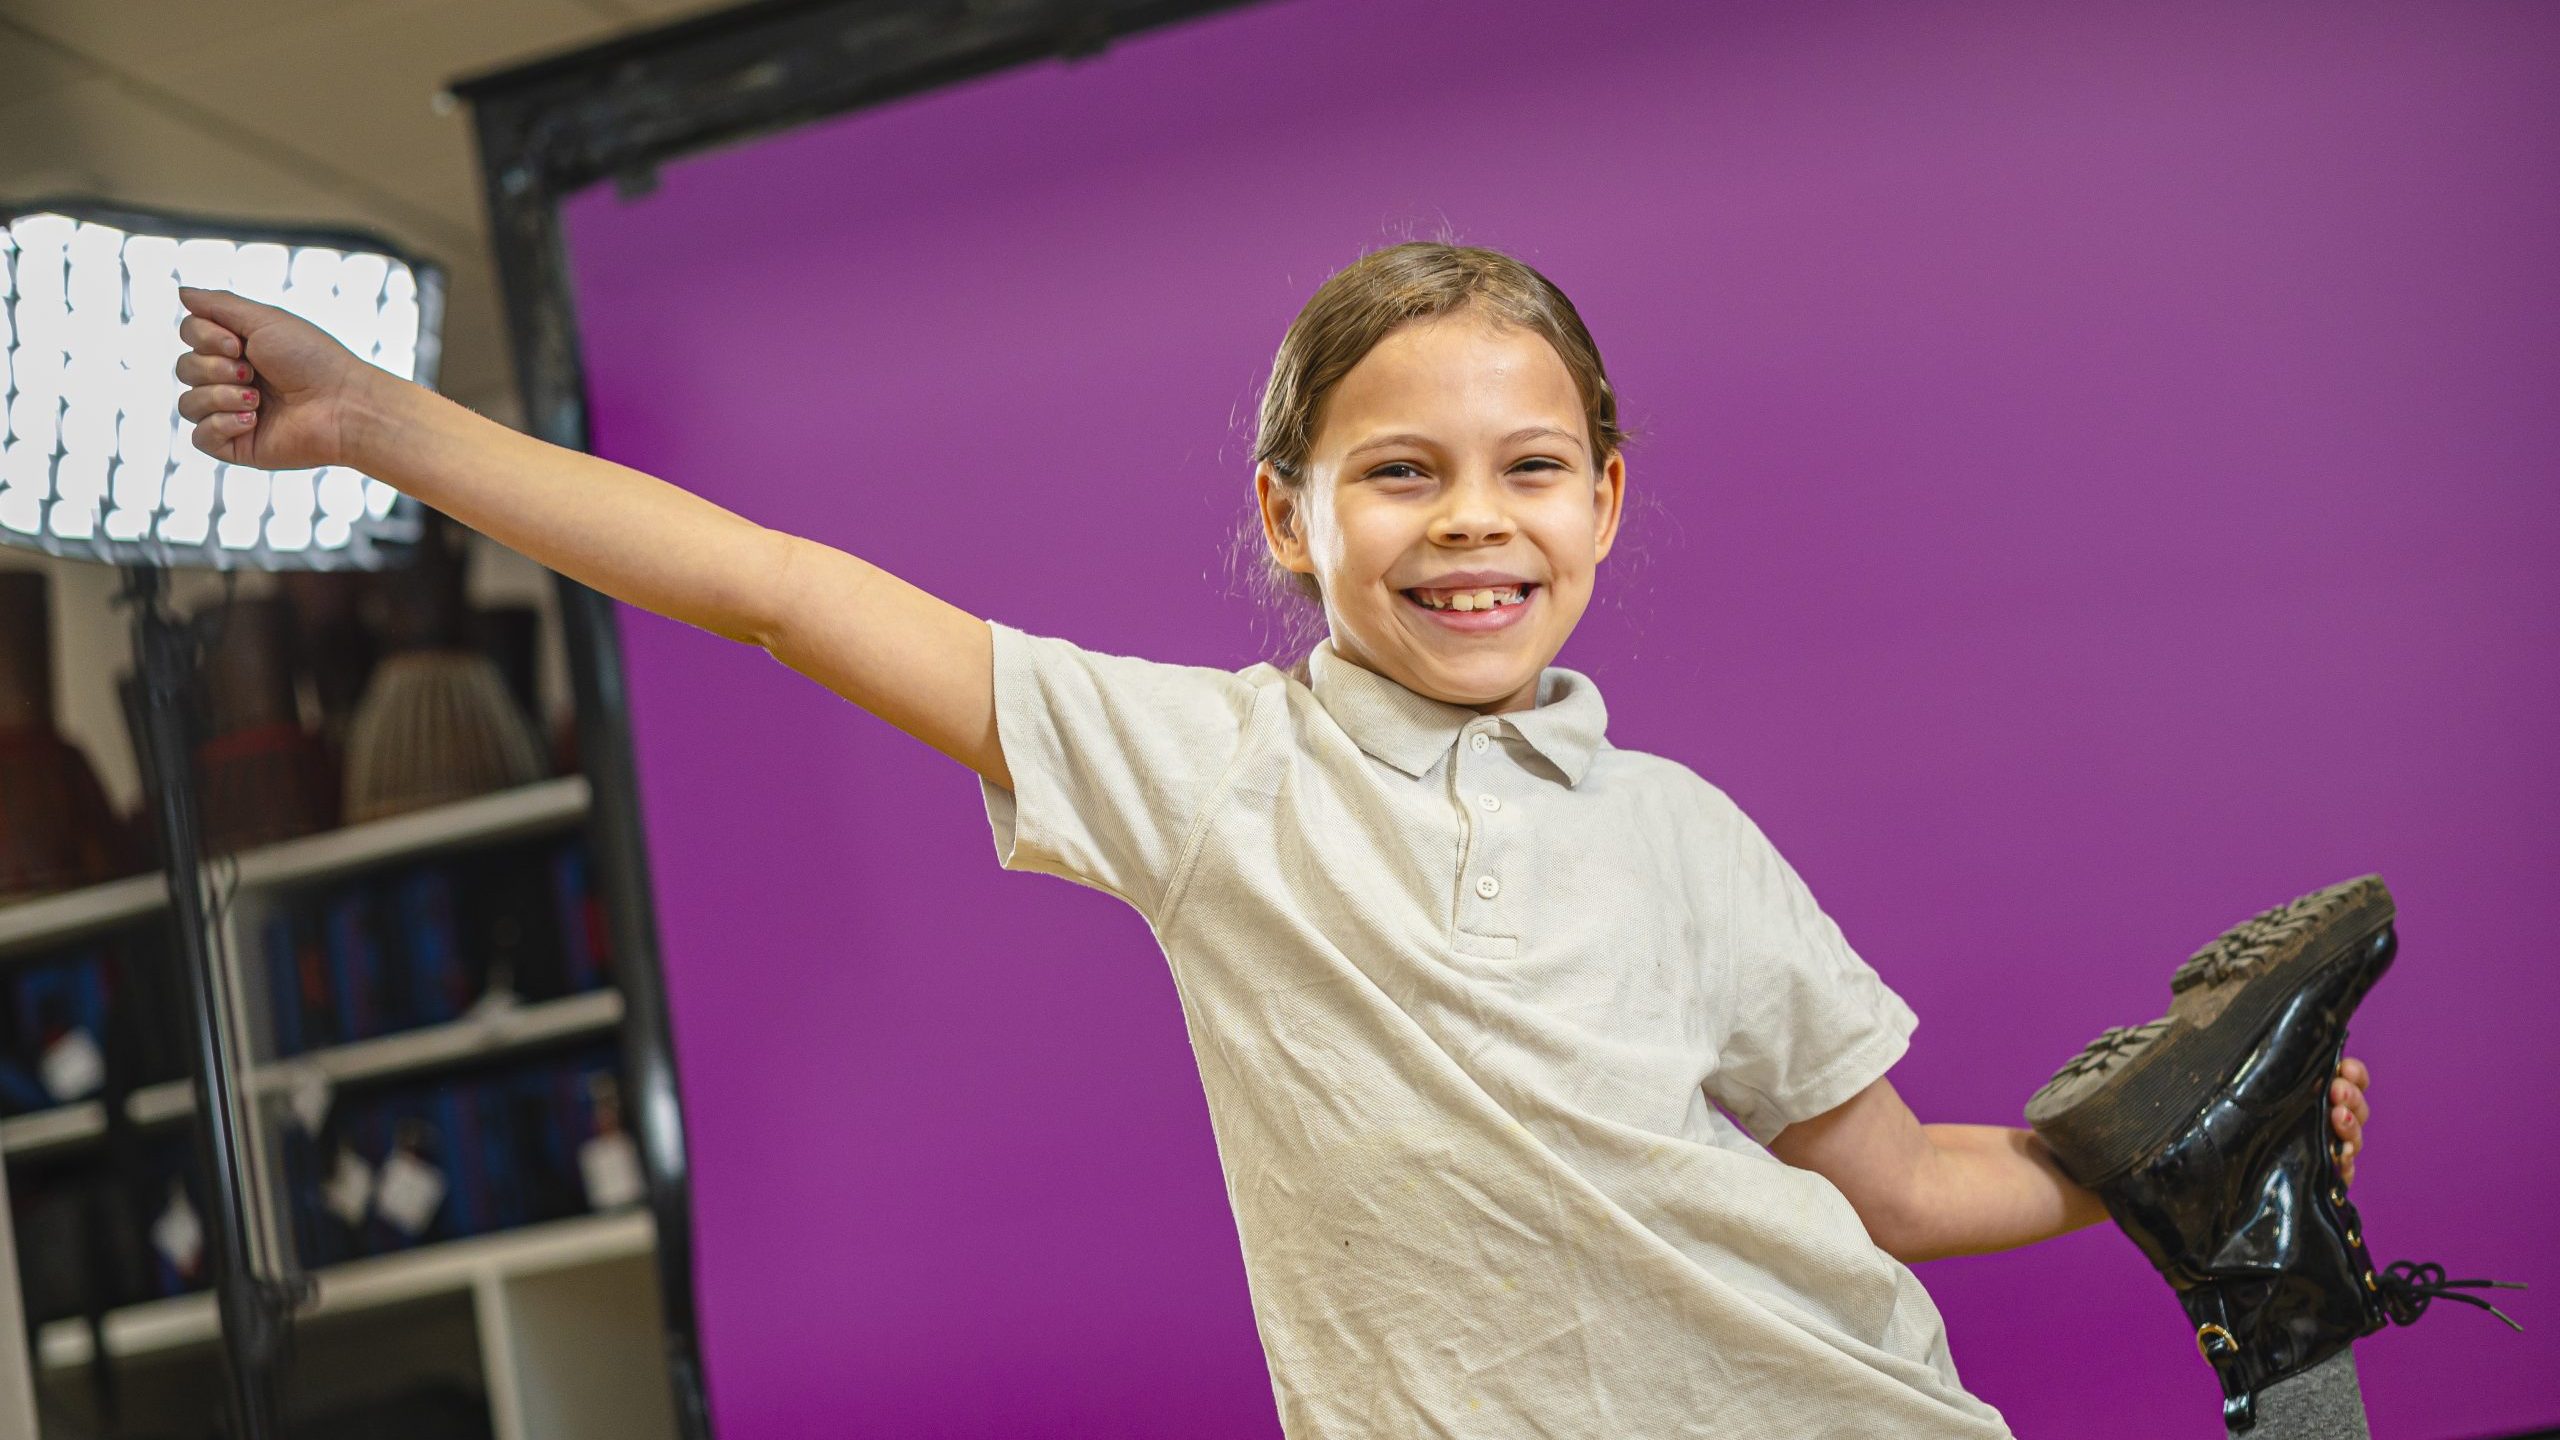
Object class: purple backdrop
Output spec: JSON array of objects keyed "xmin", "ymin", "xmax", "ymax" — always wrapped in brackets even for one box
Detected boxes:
[{"xmin": 558, "ymin": 1, "xmax": 2560, "ymax": 1434}]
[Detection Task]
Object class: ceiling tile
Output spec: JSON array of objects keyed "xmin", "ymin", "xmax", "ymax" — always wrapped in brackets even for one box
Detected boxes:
[
  {"xmin": 4, "ymin": 0, "xmax": 383, "ymax": 73},
  {"xmin": 131, "ymin": 0, "xmax": 620, "ymax": 245},
  {"xmin": 0, "ymin": 74, "xmax": 377, "ymax": 230}
]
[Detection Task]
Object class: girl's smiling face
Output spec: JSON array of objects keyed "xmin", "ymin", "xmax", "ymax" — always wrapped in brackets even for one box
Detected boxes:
[{"xmin": 1257, "ymin": 309, "xmax": 1626, "ymax": 714}]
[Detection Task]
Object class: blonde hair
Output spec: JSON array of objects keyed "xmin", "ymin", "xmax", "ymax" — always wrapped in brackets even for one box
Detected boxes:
[{"xmin": 1248, "ymin": 242, "xmax": 1629, "ymax": 615}]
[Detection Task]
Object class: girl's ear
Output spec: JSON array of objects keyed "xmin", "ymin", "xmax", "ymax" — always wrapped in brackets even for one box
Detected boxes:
[
  {"xmin": 1591, "ymin": 449, "xmax": 1628, "ymax": 564},
  {"xmin": 1256, "ymin": 464, "xmax": 1316, "ymax": 574}
]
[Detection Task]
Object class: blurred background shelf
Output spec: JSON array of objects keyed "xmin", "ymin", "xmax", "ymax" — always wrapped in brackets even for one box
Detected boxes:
[
  {"xmin": 0, "ymin": 873, "xmax": 169, "ymax": 962},
  {"xmin": 262, "ymin": 986, "xmax": 624, "ymax": 1092},
  {"xmin": 0, "ymin": 1078, "xmax": 194, "ymax": 1159},
  {"xmin": 5, "ymin": 770, "xmax": 669, "ymax": 1439},
  {"xmin": 0, "ymin": 776, "xmax": 589, "ymax": 963},
  {"xmin": 35, "ymin": 1207, "xmax": 655, "ymax": 1371},
  {"xmin": 0, "ymin": 988, "xmax": 624, "ymax": 1160},
  {"xmin": 234, "ymin": 775, "xmax": 590, "ymax": 894}
]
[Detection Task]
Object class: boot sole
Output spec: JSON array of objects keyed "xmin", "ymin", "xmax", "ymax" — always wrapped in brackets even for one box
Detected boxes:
[{"xmin": 2025, "ymin": 876, "xmax": 2394, "ymax": 1190}]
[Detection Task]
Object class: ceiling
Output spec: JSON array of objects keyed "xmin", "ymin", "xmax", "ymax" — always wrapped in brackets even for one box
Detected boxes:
[{"xmin": 0, "ymin": 0, "xmax": 747, "ymax": 431}]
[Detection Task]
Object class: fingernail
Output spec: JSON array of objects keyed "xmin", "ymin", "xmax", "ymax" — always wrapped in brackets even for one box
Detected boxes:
[
  {"xmin": 236, "ymin": 363, "xmax": 250, "ymax": 381},
  {"xmin": 237, "ymin": 411, "xmax": 256, "ymax": 424}
]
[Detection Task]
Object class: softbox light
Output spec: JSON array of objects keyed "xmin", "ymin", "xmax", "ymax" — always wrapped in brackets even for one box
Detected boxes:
[{"xmin": 0, "ymin": 198, "xmax": 442, "ymax": 572}]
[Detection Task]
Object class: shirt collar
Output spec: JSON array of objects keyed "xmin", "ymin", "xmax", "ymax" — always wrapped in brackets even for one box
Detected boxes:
[{"xmin": 1304, "ymin": 639, "xmax": 1609, "ymax": 787}]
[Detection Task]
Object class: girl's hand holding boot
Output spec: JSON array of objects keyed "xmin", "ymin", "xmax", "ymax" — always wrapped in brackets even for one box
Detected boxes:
[{"xmin": 2331, "ymin": 1056, "xmax": 2371, "ymax": 1186}]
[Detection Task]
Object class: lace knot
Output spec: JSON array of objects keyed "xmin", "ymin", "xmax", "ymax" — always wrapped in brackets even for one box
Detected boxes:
[{"xmin": 2377, "ymin": 1258, "xmax": 2527, "ymax": 1331}]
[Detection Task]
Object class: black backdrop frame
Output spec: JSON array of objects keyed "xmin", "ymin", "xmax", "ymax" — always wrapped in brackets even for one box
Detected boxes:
[{"xmin": 449, "ymin": 2, "xmax": 1259, "ymax": 1434}]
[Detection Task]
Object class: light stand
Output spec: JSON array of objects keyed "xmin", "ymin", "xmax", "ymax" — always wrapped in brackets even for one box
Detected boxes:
[
  {"xmin": 119, "ymin": 564, "xmax": 297, "ymax": 1440},
  {"xmin": 2, "ymin": 199, "xmax": 443, "ymax": 1440}
]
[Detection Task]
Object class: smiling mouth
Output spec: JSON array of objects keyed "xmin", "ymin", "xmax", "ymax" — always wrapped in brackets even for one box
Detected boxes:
[{"xmin": 1401, "ymin": 583, "xmax": 1536, "ymax": 613}]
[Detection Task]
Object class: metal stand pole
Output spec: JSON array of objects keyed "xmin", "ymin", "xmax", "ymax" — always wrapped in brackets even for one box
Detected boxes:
[{"xmin": 121, "ymin": 565, "xmax": 285, "ymax": 1440}]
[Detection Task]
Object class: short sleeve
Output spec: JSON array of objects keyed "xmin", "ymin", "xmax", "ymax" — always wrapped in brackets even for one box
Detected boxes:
[
  {"xmin": 1698, "ymin": 796, "xmax": 1918, "ymax": 1145},
  {"xmin": 977, "ymin": 621, "xmax": 1258, "ymax": 920}
]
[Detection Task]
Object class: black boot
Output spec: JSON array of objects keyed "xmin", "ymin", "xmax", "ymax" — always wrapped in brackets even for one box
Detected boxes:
[{"xmin": 2025, "ymin": 876, "xmax": 2523, "ymax": 1431}]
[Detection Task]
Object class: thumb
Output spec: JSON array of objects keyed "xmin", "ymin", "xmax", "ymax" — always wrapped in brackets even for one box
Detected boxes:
[{"xmin": 177, "ymin": 285, "xmax": 282, "ymax": 335}]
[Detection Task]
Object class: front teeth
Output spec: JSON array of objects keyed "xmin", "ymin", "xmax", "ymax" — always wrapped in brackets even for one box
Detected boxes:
[{"xmin": 1418, "ymin": 586, "xmax": 1526, "ymax": 612}]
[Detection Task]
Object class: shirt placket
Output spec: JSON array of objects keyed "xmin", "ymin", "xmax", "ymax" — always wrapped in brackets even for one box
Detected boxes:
[{"xmin": 1451, "ymin": 719, "xmax": 1516, "ymax": 948}]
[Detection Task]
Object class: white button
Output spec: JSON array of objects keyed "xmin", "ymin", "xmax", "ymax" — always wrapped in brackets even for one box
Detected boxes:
[
  {"xmin": 1477, "ymin": 793, "xmax": 1501, "ymax": 812},
  {"xmin": 1475, "ymin": 875, "xmax": 1500, "ymax": 900},
  {"xmin": 1469, "ymin": 733, "xmax": 1491, "ymax": 754}
]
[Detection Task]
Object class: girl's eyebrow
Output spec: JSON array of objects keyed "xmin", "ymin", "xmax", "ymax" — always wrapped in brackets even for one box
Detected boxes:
[{"xmin": 1344, "ymin": 425, "xmax": 1582, "ymax": 459}]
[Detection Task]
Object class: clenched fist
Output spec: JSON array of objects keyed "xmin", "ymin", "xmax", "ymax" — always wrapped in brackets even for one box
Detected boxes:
[{"xmin": 174, "ymin": 287, "xmax": 383, "ymax": 473}]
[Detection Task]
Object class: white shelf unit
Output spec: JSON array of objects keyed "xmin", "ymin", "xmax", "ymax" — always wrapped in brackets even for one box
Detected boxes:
[
  {"xmin": 0, "ymin": 874, "xmax": 169, "ymax": 961},
  {"xmin": 0, "ymin": 774, "xmax": 677, "ymax": 1440},
  {"xmin": 0, "ymin": 988, "xmax": 624, "ymax": 1161},
  {"xmin": 0, "ymin": 776, "xmax": 593, "ymax": 962},
  {"xmin": 36, "ymin": 1208, "xmax": 653, "ymax": 1370}
]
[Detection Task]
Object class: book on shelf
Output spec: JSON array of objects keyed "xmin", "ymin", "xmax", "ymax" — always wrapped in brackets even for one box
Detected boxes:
[
  {"xmin": 8, "ymin": 1125, "xmax": 207, "ymax": 1327},
  {"xmin": 1, "ymin": 928, "xmax": 191, "ymax": 1120},
  {"xmin": 9, "ymin": 1043, "xmax": 638, "ymax": 1326},
  {"xmin": 286, "ymin": 1043, "xmax": 630, "ymax": 1269},
  {"xmin": 264, "ymin": 832, "xmax": 616, "ymax": 1059},
  {"xmin": 5, "ymin": 781, "xmax": 639, "ymax": 1334}
]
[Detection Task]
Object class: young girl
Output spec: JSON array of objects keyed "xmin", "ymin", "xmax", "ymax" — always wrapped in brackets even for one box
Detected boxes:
[{"xmin": 174, "ymin": 243, "xmax": 2372, "ymax": 1436}]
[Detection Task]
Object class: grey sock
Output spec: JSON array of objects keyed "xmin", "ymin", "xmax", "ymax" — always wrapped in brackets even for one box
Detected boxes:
[{"xmin": 2229, "ymin": 1348, "xmax": 2368, "ymax": 1440}]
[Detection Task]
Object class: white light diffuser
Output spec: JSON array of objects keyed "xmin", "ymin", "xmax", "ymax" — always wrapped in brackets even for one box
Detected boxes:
[{"xmin": 0, "ymin": 200, "xmax": 442, "ymax": 570}]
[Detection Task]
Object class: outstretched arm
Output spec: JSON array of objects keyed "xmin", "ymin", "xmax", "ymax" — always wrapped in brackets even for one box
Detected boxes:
[
  {"xmin": 175, "ymin": 288, "xmax": 1008, "ymax": 789},
  {"xmin": 1767, "ymin": 1060, "xmax": 2371, "ymax": 1264}
]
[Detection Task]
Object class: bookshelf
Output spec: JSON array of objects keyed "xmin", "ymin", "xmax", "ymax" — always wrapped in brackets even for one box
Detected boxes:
[
  {"xmin": 230, "ymin": 775, "xmax": 592, "ymax": 893},
  {"xmin": 0, "ymin": 778, "xmax": 591, "ymax": 962},
  {"xmin": 0, "ymin": 875, "xmax": 170, "ymax": 964},
  {"xmin": 0, "ymin": 988, "xmax": 624, "ymax": 1161},
  {"xmin": 0, "ymin": 771, "xmax": 677, "ymax": 1440},
  {"xmin": 35, "ymin": 1209, "xmax": 653, "ymax": 1369},
  {"xmin": 262, "ymin": 985, "xmax": 624, "ymax": 1093}
]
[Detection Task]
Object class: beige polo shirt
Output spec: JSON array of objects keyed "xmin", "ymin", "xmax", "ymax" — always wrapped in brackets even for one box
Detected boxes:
[{"xmin": 977, "ymin": 622, "xmax": 2013, "ymax": 1439}]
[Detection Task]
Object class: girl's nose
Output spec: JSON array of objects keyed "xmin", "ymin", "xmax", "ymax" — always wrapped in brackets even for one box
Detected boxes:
[{"xmin": 1430, "ymin": 472, "xmax": 1515, "ymax": 545}]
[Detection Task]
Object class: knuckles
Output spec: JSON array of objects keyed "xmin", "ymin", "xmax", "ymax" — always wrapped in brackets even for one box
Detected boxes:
[{"xmin": 173, "ymin": 352, "xmax": 245, "ymax": 385}]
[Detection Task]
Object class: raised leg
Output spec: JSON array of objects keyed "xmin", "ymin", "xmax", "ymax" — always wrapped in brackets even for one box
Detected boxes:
[{"xmin": 2229, "ymin": 1348, "xmax": 2368, "ymax": 1440}]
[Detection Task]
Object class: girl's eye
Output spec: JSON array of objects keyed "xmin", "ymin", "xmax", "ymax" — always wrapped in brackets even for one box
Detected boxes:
[
  {"xmin": 1368, "ymin": 462, "xmax": 1426, "ymax": 480},
  {"xmin": 1512, "ymin": 458, "xmax": 1565, "ymax": 473}
]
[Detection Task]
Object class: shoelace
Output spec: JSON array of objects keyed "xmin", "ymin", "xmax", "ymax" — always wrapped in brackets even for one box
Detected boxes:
[{"xmin": 2376, "ymin": 1259, "xmax": 2527, "ymax": 1331}]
